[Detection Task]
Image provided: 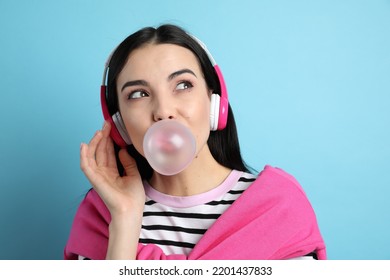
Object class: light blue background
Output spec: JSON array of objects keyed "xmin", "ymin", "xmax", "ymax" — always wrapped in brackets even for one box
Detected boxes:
[{"xmin": 0, "ymin": 0, "xmax": 389, "ymax": 260}]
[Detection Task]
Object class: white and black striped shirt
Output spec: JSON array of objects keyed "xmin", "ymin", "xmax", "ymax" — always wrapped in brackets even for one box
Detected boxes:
[{"xmin": 139, "ymin": 170, "xmax": 256, "ymax": 255}]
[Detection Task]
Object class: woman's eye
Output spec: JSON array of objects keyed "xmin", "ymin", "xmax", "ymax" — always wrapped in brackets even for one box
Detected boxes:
[
  {"xmin": 128, "ymin": 90, "xmax": 149, "ymax": 99},
  {"xmin": 175, "ymin": 81, "xmax": 193, "ymax": 91}
]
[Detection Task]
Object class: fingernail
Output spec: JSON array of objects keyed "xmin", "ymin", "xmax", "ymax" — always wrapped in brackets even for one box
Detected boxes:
[{"xmin": 103, "ymin": 121, "xmax": 110, "ymax": 130}]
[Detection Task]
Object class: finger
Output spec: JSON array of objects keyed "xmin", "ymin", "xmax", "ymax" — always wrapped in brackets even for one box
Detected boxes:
[
  {"xmin": 80, "ymin": 142, "xmax": 96, "ymax": 179},
  {"xmin": 81, "ymin": 142, "xmax": 113, "ymax": 193},
  {"xmin": 101, "ymin": 120, "xmax": 111, "ymax": 138},
  {"xmin": 96, "ymin": 122, "xmax": 110, "ymax": 167},
  {"xmin": 86, "ymin": 130, "xmax": 103, "ymax": 163},
  {"xmin": 106, "ymin": 135, "xmax": 117, "ymax": 169},
  {"xmin": 118, "ymin": 149, "xmax": 139, "ymax": 177},
  {"xmin": 101, "ymin": 121, "xmax": 121, "ymax": 169}
]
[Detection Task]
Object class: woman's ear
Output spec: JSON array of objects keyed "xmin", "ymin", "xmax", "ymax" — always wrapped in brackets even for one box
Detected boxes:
[{"xmin": 208, "ymin": 89, "xmax": 214, "ymax": 98}]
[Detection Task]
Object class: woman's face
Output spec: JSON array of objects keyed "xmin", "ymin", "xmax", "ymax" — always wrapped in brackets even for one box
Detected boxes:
[{"xmin": 116, "ymin": 43, "xmax": 212, "ymax": 158}]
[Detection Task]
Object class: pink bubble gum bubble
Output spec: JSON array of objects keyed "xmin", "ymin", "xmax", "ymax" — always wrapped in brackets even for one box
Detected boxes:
[{"xmin": 143, "ymin": 120, "xmax": 196, "ymax": 176}]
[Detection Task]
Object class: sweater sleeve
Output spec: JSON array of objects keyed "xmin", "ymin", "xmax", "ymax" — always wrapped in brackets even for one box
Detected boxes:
[{"xmin": 64, "ymin": 189, "xmax": 111, "ymax": 260}]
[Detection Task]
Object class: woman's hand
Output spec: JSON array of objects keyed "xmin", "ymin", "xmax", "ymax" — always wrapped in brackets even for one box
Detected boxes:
[
  {"xmin": 80, "ymin": 121, "xmax": 145, "ymax": 259},
  {"xmin": 80, "ymin": 121, "xmax": 146, "ymax": 217}
]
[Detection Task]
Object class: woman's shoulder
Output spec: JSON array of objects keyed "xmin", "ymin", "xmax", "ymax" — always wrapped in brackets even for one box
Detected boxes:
[
  {"xmin": 257, "ymin": 165, "xmax": 304, "ymax": 190},
  {"xmin": 246, "ymin": 165, "xmax": 311, "ymax": 202}
]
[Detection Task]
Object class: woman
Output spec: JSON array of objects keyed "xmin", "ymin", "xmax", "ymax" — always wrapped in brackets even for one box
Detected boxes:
[{"xmin": 64, "ymin": 24, "xmax": 326, "ymax": 260}]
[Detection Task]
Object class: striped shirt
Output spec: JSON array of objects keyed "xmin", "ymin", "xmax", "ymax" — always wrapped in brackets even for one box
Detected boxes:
[{"xmin": 139, "ymin": 170, "xmax": 256, "ymax": 255}]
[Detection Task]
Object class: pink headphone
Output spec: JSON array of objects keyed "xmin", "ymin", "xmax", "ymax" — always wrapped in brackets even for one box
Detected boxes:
[{"xmin": 100, "ymin": 35, "xmax": 229, "ymax": 148}]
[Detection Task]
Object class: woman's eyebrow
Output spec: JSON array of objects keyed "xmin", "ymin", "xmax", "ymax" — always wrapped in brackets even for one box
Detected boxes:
[
  {"xmin": 121, "ymin": 80, "xmax": 149, "ymax": 92},
  {"xmin": 168, "ymin": 69, "xmax": 197, "ymax": 81},
  {"xmin": 121, "ymin": 69, "xmax": 196, "ymax": 92}
]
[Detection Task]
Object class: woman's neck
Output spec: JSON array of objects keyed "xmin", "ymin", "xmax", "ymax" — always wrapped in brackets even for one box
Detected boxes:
[{"xmin": 148, "ymin": 146, "xmax": 231, "ymax": 196}]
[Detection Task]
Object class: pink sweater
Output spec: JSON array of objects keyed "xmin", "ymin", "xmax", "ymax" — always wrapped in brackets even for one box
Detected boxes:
[{"xmin": 64, "ymin": 166, "xmax": 326, "ymax": 260}]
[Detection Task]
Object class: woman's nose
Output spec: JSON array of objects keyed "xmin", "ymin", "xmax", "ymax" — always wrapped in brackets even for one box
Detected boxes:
[{"xmin": 152, "ymin": 97, "xmax": 176, "ymax": 122}]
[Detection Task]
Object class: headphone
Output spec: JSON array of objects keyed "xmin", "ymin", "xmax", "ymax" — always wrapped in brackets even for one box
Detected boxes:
[{"xmin": 100, "ymin": 35, "xmax": 229, "ymax": 148}]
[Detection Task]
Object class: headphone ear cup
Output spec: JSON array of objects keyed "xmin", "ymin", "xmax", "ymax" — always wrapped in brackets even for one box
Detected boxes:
[
  {"xmin": 101, "ymin": 85, "xmax": 130, "ymax": 148},
  {"xmin": 217, "ymin": 95, "xmax": 228, "ymax": 130},
  {"xmin": 210, "ymin": 93, "xmax": 220, "ymax": 131},
  {"xmin": 112, "ymin": 112, "xmax": 132, "ymax": 146}
]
